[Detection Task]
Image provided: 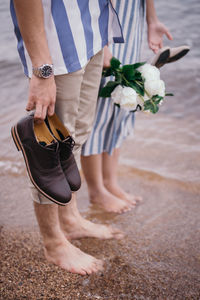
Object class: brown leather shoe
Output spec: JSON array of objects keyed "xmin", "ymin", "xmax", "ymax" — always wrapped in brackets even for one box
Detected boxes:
[
  {"xmin": 11, "ymin": 114, "xmax": 72, "ymax": 205},
  {"xmin": 45, "ymin": 114, "xmax": 81, "ymax": 192}
]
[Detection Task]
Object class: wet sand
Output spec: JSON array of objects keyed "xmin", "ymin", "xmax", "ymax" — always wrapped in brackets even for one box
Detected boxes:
[{"xmin": 1, "ymin": 170, "xmax": 200, "ymax": 299}]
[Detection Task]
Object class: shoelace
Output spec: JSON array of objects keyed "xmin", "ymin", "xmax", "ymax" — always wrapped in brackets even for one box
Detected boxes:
[
  {"xmin": 39, "ymin": 139, "xmax": 58, "ymax": 149},
  {"xmin": 63, "ymin": 136, "xmax": 75, "ymax": 150},
  {"xmin": 59, "ymin": 136, "xmax": 75, "ymax": 160}
]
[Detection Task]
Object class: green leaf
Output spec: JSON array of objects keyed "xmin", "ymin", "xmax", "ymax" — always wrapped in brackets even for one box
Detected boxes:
[
  {"xmin": 134, "ymin": 70, "xmax": 143, "ymax": 80},
  {"xmin": 132, "ymin": 62, "xmax": 146, "ymax": 69},
  {"xmin": 144, "ymin": 100, "xmax": 159, "ymax": 114},
  {"xmin": 128, "ymin": 81, "xmax": 145, "ymax": 96},
  {"xmin": 165, "ymin": 93, "xmax": 174, "ymax": 96},
  {"xmin": 110, "ymin": 57, "xmax": 121, "ymax": 69},
  {"xmin": 115, "ymin": 73, "xmax": 122, "ymax": 84},
  {"xmin": 99, "ymin": 81, "xmax": 119, "ymax": 98},
  {"xmin": 151, "ymin": 104, "xmax": 159, "ymax": 114},
  {"xmin": 122, "ymin": 65, "xmax": 136, "ymax": 80},
  {"xmin": 102, "ymin": 68, "xmax": 114, "ymax": 77},
  {"xmin": 152, "ymin": 95, "xmax": 163, "ymax": 101},
  {"xmin": 143, "ymin": 100, "xmax": 151, "ymax": 110}
]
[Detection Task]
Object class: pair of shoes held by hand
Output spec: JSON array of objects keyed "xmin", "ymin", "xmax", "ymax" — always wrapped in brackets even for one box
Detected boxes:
[
  {"xmin": 151, "ymin": 45, "xmax": 190, "ymax": 68},
  {"xmin": 11, "ymin": 113, "xmax": 81, "ymax": 205}
]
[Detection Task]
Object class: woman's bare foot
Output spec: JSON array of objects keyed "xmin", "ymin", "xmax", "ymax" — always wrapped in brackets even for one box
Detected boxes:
[
  {"xmin": 60, "ymin": 213, "xmax": 124, "ymax": 240},
  {"xmin": 90, "ymin": 187, "xmax": 132, "ymax": 213},
  {"xmin": 44, "ymin": 238, "xmax": 103, "ymax": 275},
  {"xmin": 104, "ymin": 182, "xmax": 142, "ymax": 206}
]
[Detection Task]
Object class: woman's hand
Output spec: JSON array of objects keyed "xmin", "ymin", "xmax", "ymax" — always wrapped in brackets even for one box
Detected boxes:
[
  {"xmin": 103, "ymin": 45, "xmax": 113, "ymax": 68},
  {"xmin": 148, "ymin": 21, "xmax": 173, "ymax": 53}
]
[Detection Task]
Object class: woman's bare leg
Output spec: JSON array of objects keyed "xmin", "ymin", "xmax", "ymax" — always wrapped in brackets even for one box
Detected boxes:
[
  {"xmin": 102, "ymin": 148, "xmax": 142, "ymax": 204},
  {"xmin": 58, "ymin": 193, "xmax": 124, "ymax": 240},
  {"xmin": 81, "ymin": 154, "xmax": 131, "ymax": 213}
]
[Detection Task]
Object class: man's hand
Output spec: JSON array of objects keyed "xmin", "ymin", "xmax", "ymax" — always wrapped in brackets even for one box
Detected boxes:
[
  {"xmin": 148, "ymin": 21, "xmax": 173, "ymax": 53},
  {"xmin": 13, "ymin": 0, "xmax": 55, "ymax": 121},
  {"xmin": 26, "ymin": 75, "xmax": 56, "ymax": 121}
]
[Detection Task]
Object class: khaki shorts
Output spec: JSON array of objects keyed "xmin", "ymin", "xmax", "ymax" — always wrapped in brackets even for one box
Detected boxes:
[{"xmin": 31, "ymin": 50, "xmax": 103, "ymax": 204}]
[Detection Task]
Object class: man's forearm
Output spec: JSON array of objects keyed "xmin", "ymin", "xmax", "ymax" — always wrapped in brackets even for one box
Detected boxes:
[
  {"xmin": 146, "ymin": 0, "xmax": 158, "ymax": 25},
  {"xmin": 13, "ymin": 0, "xmax": 52, "ymax": 67}
]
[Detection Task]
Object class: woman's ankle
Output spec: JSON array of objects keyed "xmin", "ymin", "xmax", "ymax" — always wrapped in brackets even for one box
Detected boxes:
[
  {"xmin": 103, "ymin": 179, "xmax": 117, "ymax": 191},
  {"xmin": 88, "ymin": 184, "xmax": 107, "ymax": 198}
]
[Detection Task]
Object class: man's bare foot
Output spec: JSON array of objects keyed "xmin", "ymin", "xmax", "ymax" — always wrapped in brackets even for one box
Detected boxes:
[
  {"xmin": 104, "ymin": 182, "xmax": 142, "ymax": 206},
  {"xmin": 60, "ymin": 214, "xmax": 124, "ymax": 240},
  {"xmin": 90, "ymin": 188, "xmax": 132, "ymax": 213},
  {"xmin": 44, "ymin": 238, "xmax": 103, "ymax": 275}
]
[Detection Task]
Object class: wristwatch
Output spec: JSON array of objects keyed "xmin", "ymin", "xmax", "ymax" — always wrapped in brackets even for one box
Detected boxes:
[{"xmin": 32, "ymin": 64, "xmax": 54, "ymax": 79}]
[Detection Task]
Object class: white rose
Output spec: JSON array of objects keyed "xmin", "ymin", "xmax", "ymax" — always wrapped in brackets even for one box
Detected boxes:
[
  {"xmin": 111, "ymin": 86, "xmax": 138, "ymax": 111},
  {"xmin": 111, "ymin": 85, "xmax": 123, "ymax": 104},
  {"xmin": 144, "ymin": 79, "xmax": 165, "ymax": 97},
  {"xmin": 121, "ymin": 87, "xmax": 138, "ymax": 110},
  {"xmin": 157, "ymin": 80, "xmax": 165, "ymax": 97},
  {"xmin": 139, "ymin": 63, "xmax": 160, "ymax": 81}
]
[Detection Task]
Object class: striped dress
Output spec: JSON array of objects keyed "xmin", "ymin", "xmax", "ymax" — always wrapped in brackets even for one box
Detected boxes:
[{"xmin": 82, "ymin": 0, "xmax": 145, "ymax": 156}]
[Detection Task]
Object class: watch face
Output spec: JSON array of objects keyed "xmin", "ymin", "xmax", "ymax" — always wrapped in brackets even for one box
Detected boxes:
[{"xmin": 41, "ymin": 65, "xmax": 53, "ymax": 78}]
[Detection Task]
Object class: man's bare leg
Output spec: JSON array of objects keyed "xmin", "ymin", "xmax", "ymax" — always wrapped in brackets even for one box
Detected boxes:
[
  {"xmin": 58, "ymin": 193, "xmax": 124, "ymax": 240},
  {"xmin": 102, "ymin": 148, "xmax": 142, "ymax": 205},
  {"xmin": 34, "ymin": 202, "xmax": 103, "ymax": 275},
  {"xmin": 81, "ymin": 154, "xmax": 131, "ymax": 213}
]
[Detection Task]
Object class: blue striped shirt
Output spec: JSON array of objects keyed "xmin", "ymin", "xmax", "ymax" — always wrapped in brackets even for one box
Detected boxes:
[{"xmin": 10, "ymin": 0, "xmax": 124, "ymax": 77}]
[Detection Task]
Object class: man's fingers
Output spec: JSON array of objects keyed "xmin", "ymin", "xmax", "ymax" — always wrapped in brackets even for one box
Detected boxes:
[
  {"xmin": 31, "ymin": 99, "xmax": 55, "ymax": 121},
  {"xmin": 27, "ymin": 76, "xmax": 56, "ymax": 120},
  {"xmin": 34, "ymin": 103, "xmax": 43, "ymax": 120},
  {"xmin": 41, "ymin": 106, "xmax": 48, "ymax": 121},
  {"xmin": 47, "ymin": 102, "xmax": 55, "ymax": 116},
  {"xmin": 26, "ymin": 98, "xmax": 35, "ymax": 111}
]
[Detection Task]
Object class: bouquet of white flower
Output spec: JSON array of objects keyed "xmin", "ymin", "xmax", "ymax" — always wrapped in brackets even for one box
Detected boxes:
[{"xmin": 99, "ymin": 57, "xmax": 173, "ymax": 113}]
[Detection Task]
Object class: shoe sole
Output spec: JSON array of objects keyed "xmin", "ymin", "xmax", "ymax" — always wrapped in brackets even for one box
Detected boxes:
[
  {"xmin": 151, "ymin": 46, "xmax": 170, "ymax": 68},
  {"xmin": 154, "ymin": 49, "xmax": 170, "ymax": 68},
  {"xmin": 11, "ymin": 125, "xmax": 69, "ymax": 206},
  {"xmin": 167, "ymin": 49, "xmax": 190, "ymax": 63}
]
